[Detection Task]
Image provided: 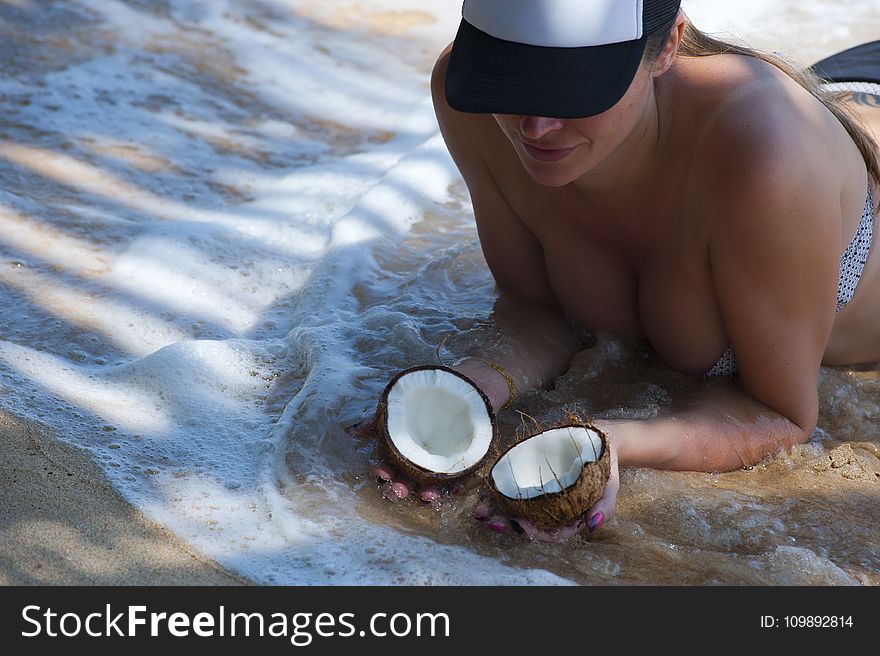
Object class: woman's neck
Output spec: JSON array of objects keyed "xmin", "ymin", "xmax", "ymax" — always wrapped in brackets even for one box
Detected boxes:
[{"xmin": 571, "ymin": 75, "xmax": 678, "ymax": 208}]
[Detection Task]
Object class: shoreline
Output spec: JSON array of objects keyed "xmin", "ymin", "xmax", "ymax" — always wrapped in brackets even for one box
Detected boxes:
[{"xmin": 0, "ymin": 411, "xmax": 247, "ymax": 586}]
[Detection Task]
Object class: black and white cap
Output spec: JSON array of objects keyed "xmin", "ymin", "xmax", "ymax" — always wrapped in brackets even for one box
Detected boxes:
[{"xmin": 445, "ymin": 0, "xmax": 682, "ymax": 118}]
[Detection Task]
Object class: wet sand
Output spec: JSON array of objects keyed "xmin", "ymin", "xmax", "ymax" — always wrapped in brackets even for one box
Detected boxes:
[{"xmin": 0, "ymin": 411, "xmax": 245, "ymax": 586}]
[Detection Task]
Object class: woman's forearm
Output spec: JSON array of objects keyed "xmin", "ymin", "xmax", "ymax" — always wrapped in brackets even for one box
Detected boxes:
[
  {"xmin": 445, "ymin": 296, "xmax": 811, "ymax": 474},
  {"xmin": 597, "ymin": 385, "xmax": 813, "ymax": 473},
  {"xmin": 451, "ymin": 292, "xmax": 584, "ymax": 412}
]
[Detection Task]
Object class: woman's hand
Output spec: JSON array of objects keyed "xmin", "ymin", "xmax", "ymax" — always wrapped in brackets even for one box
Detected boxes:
[
  {"xmin": 345, "ymin": 412, "xmax": 458, "ymax": 502},
  {"xmin": 348, "ymin": 359, "xmax": 623, "ymax": 542},
  {"xmin": 473, "ymin": 423, "xmax": 621, "ymax": 542},
  {"xmin": 345, "ymin": 357, "xmax": 514, "ymax": 503},
  {"xmin": 349, "ymin": 409, "xmax": 621, "ymax": 539}
]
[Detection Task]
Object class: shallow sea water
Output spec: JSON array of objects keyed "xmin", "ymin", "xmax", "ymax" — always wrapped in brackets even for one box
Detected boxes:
[{"xmin": 0, "ymin": 0, "xmax": 878, "ymax": 585}]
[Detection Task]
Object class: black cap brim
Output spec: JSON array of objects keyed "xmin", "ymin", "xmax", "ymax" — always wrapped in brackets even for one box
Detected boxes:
[{"xmin": 445, "ymin": 19, "xmax": 648, "ymax": 119}]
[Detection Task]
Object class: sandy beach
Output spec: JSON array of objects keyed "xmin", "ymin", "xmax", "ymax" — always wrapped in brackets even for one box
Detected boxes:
[
  {"xmin": 0, "ymin": 411, "xmax": 245, "ymax": 585},
  {"xmin": 0, "ymin": 0, "xmax": 877, "ymax": 587}
]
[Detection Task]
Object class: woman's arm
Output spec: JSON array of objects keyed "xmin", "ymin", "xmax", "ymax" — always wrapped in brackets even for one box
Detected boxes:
[
  {"xmin": 577, "ymin": 379, "xmax": 809, "ymax": 538},
  {"xmin": 598, "ymin": 104, "xmax": 842, "ymax": 476},
  {"xmin": 565, "ymin": 135, "xmax": 841, "ymax": 535},
  {"xmin": 431, "ymin": 49, "xmax": 583, "ymax": 410},
  {"xmin": 599, "ymin": 386, "xmax": 808, "ymax": 473},
  {"xmin": 451, "ymin": 293, "xmax": 584, "ymax": 413},
  {"xmin": 359, "ymin": 50, "xmax": 584, "ymax": 501}
]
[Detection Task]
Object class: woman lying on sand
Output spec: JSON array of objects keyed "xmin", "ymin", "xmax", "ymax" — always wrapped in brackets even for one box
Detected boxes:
[{"xmin": 351, "ymin": 0, "xmax": 880, "ymax": 540}]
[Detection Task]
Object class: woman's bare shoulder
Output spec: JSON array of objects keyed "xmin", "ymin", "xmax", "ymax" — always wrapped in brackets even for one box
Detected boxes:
[
  {"xmin": 430, "ymin": 43, "xmax": 453, "ymax": 89},
  {"xmin": 674, "ymin": 56, "xmax": 857, "ymax": 279},
  {"xmin": 431, "ymin": 46, "xmax": 506, "ymax": 151},
  {"xmin": 680, "ymin": 56, "xmax": 847, "ymax": 203},
  {"xmin": 430, "ymin": 46, "xmax": 527, "ymax": 202}
]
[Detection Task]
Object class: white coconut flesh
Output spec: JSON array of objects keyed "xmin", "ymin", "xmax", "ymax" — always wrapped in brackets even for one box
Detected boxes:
[
  {"xmin": 385, "ymin": 368, "xmax": 493, "ymax": 474},
  {"xmin": 492, "ymin": 427, "xmax": 604, "ymax": 500}
]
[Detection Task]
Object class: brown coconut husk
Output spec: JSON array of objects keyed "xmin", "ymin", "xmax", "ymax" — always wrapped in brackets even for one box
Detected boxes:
[
  {"xmin": 375, "ymin": 365, "xmax": 499, "ymax": 486},
  {"xmin": 488, "ymin": 419, "xmax": 610, "ymax": 529}
]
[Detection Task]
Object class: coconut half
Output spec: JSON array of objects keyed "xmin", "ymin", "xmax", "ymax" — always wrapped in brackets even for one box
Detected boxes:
[
  {"xmin": 376, "ymin": 365, "xmax": 499, "ymax": 484},
  {"xmin": 489, "ymin": 423, "xmax": 610, "ymax": 529}
]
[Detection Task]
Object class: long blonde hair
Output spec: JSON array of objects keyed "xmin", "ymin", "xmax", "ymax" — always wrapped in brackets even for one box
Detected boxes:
[{"xmin": 649, "ymin": 18, "xmax": 880, "ymax": 189}]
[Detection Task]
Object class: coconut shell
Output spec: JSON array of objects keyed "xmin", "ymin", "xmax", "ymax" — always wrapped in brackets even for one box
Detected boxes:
[
  {"xmin": 488, "ymin": 423, "xmax": 611, "ymax": 529},
  {"xmin": 375, "ymin": 365, "xmax": 499, "ymax": 486}
]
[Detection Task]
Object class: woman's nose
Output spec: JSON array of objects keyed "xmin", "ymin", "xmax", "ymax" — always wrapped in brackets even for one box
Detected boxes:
[{"xmin": 519, "ymin": 115, "xmax": 565, "ymax": 140}]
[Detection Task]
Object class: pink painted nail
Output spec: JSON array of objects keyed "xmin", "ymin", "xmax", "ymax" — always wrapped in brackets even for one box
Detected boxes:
[
  {"xmin": 419, "ymin": 488, "xmax": 441, "ymax": 503},
  {"xmin": 373, "ymin": 465, "xmax": 394, "ymax": 482},
  {"xmin": 487, "ymin": 516, "xmax": 508, "ymax": 534},
  {"xmin": 587, "ymin": 512, "xmax": 604, "ymax": 532},
  {"xmin": 383, "ymin": 482, "xmax": 409, "ymax": 502}
]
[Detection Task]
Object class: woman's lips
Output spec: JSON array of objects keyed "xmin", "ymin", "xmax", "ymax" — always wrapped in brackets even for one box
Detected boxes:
[{"xmin": 520, "ymin": 141, "xmax": 574, "ymax": 162}]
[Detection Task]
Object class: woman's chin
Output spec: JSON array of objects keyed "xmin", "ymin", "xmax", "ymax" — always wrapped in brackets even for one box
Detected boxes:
[
  {"xmin": 517, "ymin": 152, "xmax": 589, "ymax": 187},
  {"xmin": 523, "ymin": 166, "xmax": 579, "ymax": 187}
]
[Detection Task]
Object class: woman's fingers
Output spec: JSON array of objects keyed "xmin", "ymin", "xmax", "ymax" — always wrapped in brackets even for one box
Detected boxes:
[
  {"xmin": 471, "ymin": 502, "xmax": 585, "ymax": 542},
  {"xmin": 504, "ymin": 516, "xmax": 584, "ymax": 542},
  {"xmin": 373, "ymin": 464, "xmax": 395, "ymax": 483},
  {"xmin": 487, "ymin": 515, "xmax": 510, "ymax": 534},
  {"xmin": 384, "ymin": 478, "xmax": 413, "ymax": 502},
  {"xmin": 355, "ymin": 416, "xmax": 449, "ymax": 503},
  {"xmin": 418, "ymin": 486, "xmax": 442, "ymax": 503},
  {"xmin": 369, "ymin": 447, "xmax": 618, "ymax": 539},
  {"xmin": 471, "ymin": 495, "xmax": 587, "ymax": 542},
  {"xmin": 358, "ymin": 417, "xmax": 432, "ymax": 502},
  {"xmin": 585, "ymin": 447, "xmax": 620, "ymax": 532},
  {"xmin": 371, "ymin": 462, "xmax": 411, "ymax": 502},
  {"xmin": 542, "ymin": 517, "xmax": 587, "ymax": 543},
  {"xmin": 372, "ymin": 463, "xmax": 449, "ymax": 503}
]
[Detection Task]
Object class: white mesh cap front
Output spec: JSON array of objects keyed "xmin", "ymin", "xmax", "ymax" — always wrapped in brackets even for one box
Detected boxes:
[{"xmin": 462, "ymin": 0, "xmax": 644, "ymax": 49}]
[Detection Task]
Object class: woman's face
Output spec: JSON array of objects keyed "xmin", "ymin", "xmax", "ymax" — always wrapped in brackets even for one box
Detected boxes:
[{"xmin": 492, "ymin": 63, "xmax": 657, "ymax": 187}]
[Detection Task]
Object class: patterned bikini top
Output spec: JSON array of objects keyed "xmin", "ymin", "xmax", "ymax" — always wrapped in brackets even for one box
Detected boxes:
[{"xmin": 705, "ymin": 182, "xmax": 875, "ymax": 378}]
